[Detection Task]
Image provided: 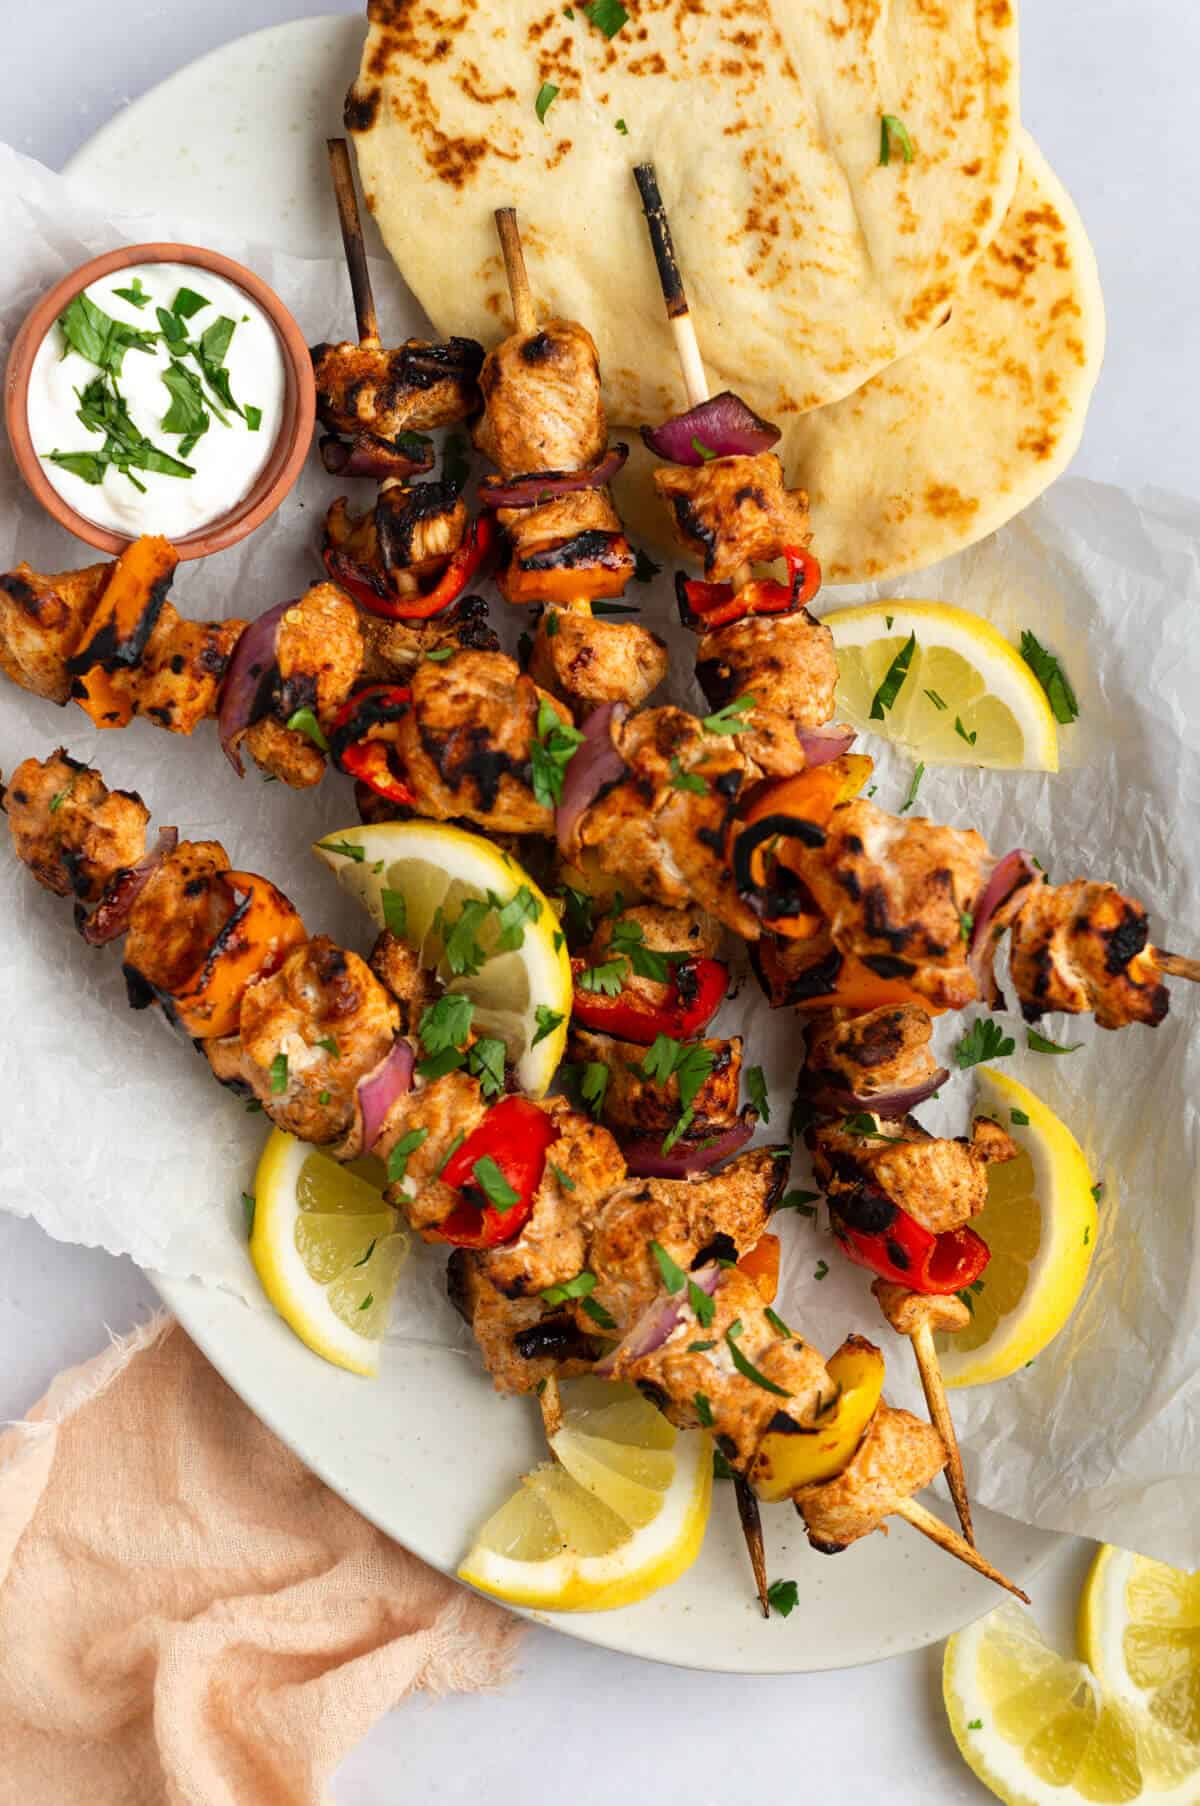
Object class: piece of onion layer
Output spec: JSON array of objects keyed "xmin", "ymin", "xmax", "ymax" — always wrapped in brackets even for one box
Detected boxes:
[
  {"xmin": 217, "ymin": 600, "xmax": 294, "ymax": 776},
  {"xmin": 555, "ymin": 701, "xmax": 627, "ymax": 857},
  {"xmin": 640, "ymin": 391, "xmax": 780, "ymax": 466}
]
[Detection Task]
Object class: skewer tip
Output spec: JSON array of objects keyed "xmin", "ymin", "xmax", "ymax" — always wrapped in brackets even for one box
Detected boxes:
[
  {"xmin": 911, "ymin": 1322, "xmax": 975, "ymax": 1546},
  {"xmin": 733, "ymin": 1474, "xmax": 772, "ymax": 1618},
  {"xmin": 894, "ymin": 1496, "xmax": 1029, "ymax": 1604}
]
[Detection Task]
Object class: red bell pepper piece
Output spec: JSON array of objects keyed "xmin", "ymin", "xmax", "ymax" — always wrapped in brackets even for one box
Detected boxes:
[
  {"xmin": 676, "ymin": 544, "xmax": 821, "ymax": 632},
  {"xmin": 570, "ymin": 955, "xmax": 728, "ymax": 1045},
  {"xmin": 430, "ymin": 1096, "xmax": 560, "ymax": 1249},
  {"xmin": 328, "ymin": 683, "xmax": 416, "ymax": 808},
  {"xmin": 324, "ymin": 514, "xmax": 496, "ymax": 622},
  {"xmin": 832, "ymin": 1198, "xmax": 991, "ymax": 1295}
]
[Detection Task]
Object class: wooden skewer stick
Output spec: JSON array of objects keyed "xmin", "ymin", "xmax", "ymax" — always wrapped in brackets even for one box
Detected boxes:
[
  {"xmin": 910, "ymin": 1321, "xmax": 974, "ymax": 1546},
  {"xmin": 327, "ymin": 137, "xmax": 379, "ymax": 346},
  {"xmin": 1156, "ymin": 949, "xmax": 1200, "ymax": 984},
  {"xmin": 733, "ymin": 1475, "xmax": 772, "ymax": 1619},
  {"xmin": 893, "ymin": 1497, "xmax": 1029, "ymax": 1603},
  {"xmin": 538, "ymin": 1373, "xmax": 565, "ymax": 1442},
  {"xmin": 632, "ymin": 163, "xmax": 753, "ymax": 591},
  {"xmin": 494, "ymin": 207, "xmax": 538, "ymax": 336}
]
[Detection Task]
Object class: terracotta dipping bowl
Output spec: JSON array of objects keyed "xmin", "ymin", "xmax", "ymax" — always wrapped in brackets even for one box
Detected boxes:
[{"xmin": 4, "ymin": 242, "xmax": 316, "ymax": 562}]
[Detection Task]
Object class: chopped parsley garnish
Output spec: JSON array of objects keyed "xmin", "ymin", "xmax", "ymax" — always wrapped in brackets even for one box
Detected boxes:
[
  {"xmin": 172, "ymin": 286, "xmax": 210, "ymax": 320},
  {"xmin": 381, "ymin": 887, "xmax": 407, "ymax": 938},
  {"xmin": 615, "ymin": 116, "xmax": 629, "ymax": 135},
  {"xmin": 869, "ymin": 633, "xmax": 916, "ymax": 719},
  {"xmin": 353, "ymin": 1238, "xmax": 378, "ymax": 1269},
  {"xmin": 318, "ymin": 1090, "xmax": 331, "ymax": 1106},
  {"xmin": 492, "ymin": 885, "xmax": 540, "ymax": 950},
  {"xmin": 694, "ymin": 1391, "xmax": 714, "ymax": 1427},
  {"xmin": 357, "ymin": 1293, "xmax": 374, "ymax": 1312},
  {"xmin": 579, "ymin": 1061, "xmax": 609, "ymax": 1117},
  {"xmin": 1083, "ymin": 1225, "xmax": 1091, "ymax": 1246},
  {"xmin": 954, "ymin": 715, "xmax": 978, "ymax": 748},
  {"xmin": 967, "ymin": 1719, "xmax": 983, "ymax": 1732},
  {"xmin": 535, "ymin": 81, "xmax": 560, "ymax": 125},
  {"xmin": 47, "ymin": 372, "xmax": 195, "ymax": 490},
  {"xmin": 442, "ymin": 430, "xmax": 470, "ymax": 493},
  {"xmin": 639, "ymin": 1036, "xmax": 715, "ymax": 1152},
  {"xmin": 467, "ymin": 1037, "xmax": 507, "ymax": 1098},
  {"xmin": 688, "ymin": 1278, "xmax": 716, "ymax": 1327},
  {"xmin": 1027, "ymin": 1028, "xmax": 1084, "ymax": 1055},
  {"xmin": 562, "ymin": 885, "xmax": 596, "ymax": 943},
  {"xmin": 767, "ymin": 1578, "xmax": 799, "ymax": 1619},
  {"xmin": 442, "ymin": 896, "xmax": 493, "ymax": 977},
  {"xmin": 702, "ymin": 694, "xmax": 756, "ymax": 735},
  {"xmin": 550, "ymin": 1162, "xmax": 576, "ymax": 1191},
  {"xmin": 552, "ymin": 930, "xmax": 565, "ymax": 953},
  {"xmin": 269, "ymin": 1052, "xmax": 288, "ymax": 1095},
  {"xmin": 924, "ymin": 687, "xmax": 947, "ymax": 711},
  {"xmin": 425, "ymin": 644, "xmax": 455, "ymax": 663},
  {"xmin": 1091, "ymin": 1182, "xmax": 1103, "ymax": 1203},
  {"xmin": 533, "ymin": 1006, "xmax": 565, "ymax": 1047},
  {"xmin": 726, "ymin": 1319, "xmax": 791, "ymax": 1395},
  {"xmin": 577, "ymin": 956, "xmax": 626, "ymax": 995},
  {"xmin": 746, "ymin": 1065, "xmax": 770, "ymax": 1122},
  {"xmin": 953, "ymin": 1017, "xmax": 1015, "ymax": 1069},
  {"xmin": 160, "ymin": 359, "xmax": 210, "ymax": 444},
  {"xmin": 285, "ymin": 706, "xmax": 329, "ymax": 752},
  {"xmin": 541, "ymin": 1270, "xmax": 599, "ymax": 1306},
  {"xmin": 316, "ymin": 1036, "xmax": 339, "ymax": 1058},
  {"xmin": 317, "ymin": 837, "xmax": 365, "ymax": 862},
  {"xmin": 583, "ymin": 1294, "xmax": 617, "ymax": 1329},
  {"xmin": 241, "ymin": 1191, "xmax": 256, "ymax": 1234},
  {"xmin": 764, "ymin": 1306, "xmax": 792, "ymax": 1339},
  {"xmin": 245, "ymin": 405, "xmax": 263, "ymax": 432},
  {"xmin": 608, "ymin": 916, "xmax": 678, "ymax": 984},
  {"xmin": 531, "ymin": 698, "xmax": 584, "ymax": 808},
  {"xmin": 688, "ymin": 1339, "xmax": 716, "ymax": 1353},
  {"xmin": 57, "ymin": 291, "xmax": 159, "ymax": 376},
  {"xmin": 585, "ymin": 0, "xmax": 629, "ymax": 36},
  {"xmin": 650, "ymin": 1239, "xmax": 687, "ymax": 1294},
  {"xmin": 48, "ymin": 788, "xmax": 69, "ymax": 813},
  {"xmin": 1011, "ymin": 1108, "xmax": 1030, "ymax": 1126},
  {"xmin": 669, "ymin": 754, "xmax": 708, "ymax": 794},
  {"xmin": 813, "ymin": 1260, "xmax": 829, "ymax": 1281},
  {"xmin": 387, "ymin": 1127, "xmax": 429, "ymax": 1184},
  {"xmin": 435, "ymin": 1131, "xmax": 466, "ymax": 1177},
  {"xmin": 472, "ymin": 1156, "xmax": 520, "ymax": 1213},
  {"xmin": 419, "ymin": 994, "xmax": 475, "ymax": 1058},
  {"xmin": 633, "ymin": 547, "xmax": 661, "ymax": 582},
  {"xmin": 1019, "ymin": 630, "xmax": 1079, "ymax": 725},
  {"xmin": 113, "ymin": 277, "xmax": 151, "ymax": 309},
  {"xmin": 899, "ymin": 761, "xmax": 925, "ymax": 814},
  {"xmin": 777, "ymin": 1190, "xmax": 820, "ymax": 1217},
  {"xmin": 879, "ymin": 113, "xmax": 915, "ymax": 165}
]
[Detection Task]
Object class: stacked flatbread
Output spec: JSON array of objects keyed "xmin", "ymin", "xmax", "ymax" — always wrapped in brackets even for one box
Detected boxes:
[{"xmin": 348, "ymin": 0, "xmax": 1103, "ymax": 583}]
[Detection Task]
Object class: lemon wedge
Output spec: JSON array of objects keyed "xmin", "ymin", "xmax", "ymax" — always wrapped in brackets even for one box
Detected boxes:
[
  {"xmin": 314, "ymin": 820, "xmax": 571, "ymax": 1096},
  {"xmin": 934, "ymin": 1067, "xmax": 1097, "ymax": 1387},
  {"xmin": 827, "ymin": 600, "xmax": 1060, "ymax": 770},
  {"xmin": 945, "ymin": 1601, "xmax": 1200, "ymax": 1804},
  {"xmin": 249, "ymin": 1127, "xmax": 409, "ymax": 1376},
  {"xmin": 1082, "ymin": 1546, "xmax": 1200, "ymax": 1758},
  {"xmin": 458, "ymin": 1379, "xmax": 712, "ymax": 1611}
]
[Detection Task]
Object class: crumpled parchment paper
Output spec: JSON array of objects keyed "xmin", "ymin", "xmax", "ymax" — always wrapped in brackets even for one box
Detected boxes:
[{"xmin": 1, "ymin": 145, "xmax": 1197, "ymax": 1562}]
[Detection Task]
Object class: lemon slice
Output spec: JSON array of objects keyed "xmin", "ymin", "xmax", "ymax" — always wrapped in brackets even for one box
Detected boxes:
[
  {"xmin": 935, "ymin": 1067, "xmax": 1097, "ymax": 1387},
  {"xmin": 827, "ymin": 600, "xmax": 1060, "ymax": 770},
  {"xmin": 458, "ymin": 1379, "xmax": 712, "ymax": 1611},
  {"xmin": 249, "ymin": 1127, "xmax": 409, "ymax": 1376},
  {"xmin": 314, "ymin": 820, "xmax": 571, "ymax": 1095},
  {"xmin": 1082, "ymin": 1546, "xmax": 1200, "ymax": 1757},
  {"xmin": 945, "ymin": 1601, "xmax": 1200, "ymax": 1803}
]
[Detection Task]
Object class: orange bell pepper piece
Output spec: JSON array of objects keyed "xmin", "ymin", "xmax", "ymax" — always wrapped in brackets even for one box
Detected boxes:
[
  {"xmin": 66, "ymin": 535, "xmax": 178, "ymax": 673},
  {"xmin": 736, "ymin": 1233, "xmax": 780, "ymax": 1303},
  {"xmin": 497, "ymin": 531, "xmax": 635, "ymax": 606},
  {"xmin": 734, "ymin": 756, "xmax": 873, "ymax": 936},
  {"xmin": 168, "ymin": 871, "xmax": 306, "ymax": 1039},
  {"xmin": 792, "ymin": 951, "xmax": 946, "ymax": 1017},
  {"xmin": 72, "ymin": 663, "xmax": 134, "ymax": 729}
]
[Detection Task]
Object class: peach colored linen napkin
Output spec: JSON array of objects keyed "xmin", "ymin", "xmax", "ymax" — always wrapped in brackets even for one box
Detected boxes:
[{"xmin": 0, "ymin": 1316, "xmax": 522, "ymax": 1806}]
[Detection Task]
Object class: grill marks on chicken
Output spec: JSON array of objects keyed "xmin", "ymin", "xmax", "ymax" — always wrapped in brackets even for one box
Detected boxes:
[
  {"xmin": 795, "ymin": 1406, "xmax": 946, "ymax": 1552},
  {"xmin": 570, "ymin": 1027, "xmax": 743, "ymax": 1140},
  {"xmin": 3, "ymin": 750, "xmax": 148, "ymax": 902},
  {"xmin": 1010, "ymin": 878, "xmax": 1169, "ymax": 1029},
  {"xmin": 474, "ymin": 319, "xmax": 607, "ymax": 475},
  {"xmin": 0, "ymin": 562, "xmax": 109, "ymax": 703},
  {"xmin": 695, "ymin": 609, "xmax": 837, "ymax": 729},
  {"xmin": 654, "ymin": 454, "xmax": 814, "ymax": 582},
  {"xmin": 804, "ymin": 1004, "xmax": 940, "ymax": 1102},
  {"xmin": 809, "ymin": 1113, "xmax": 1018, "ymax": 1239},
  {"xmin": 529, "ymin": 607, "xmax": 669, "ymax": 715},
  {"xmin": 312, "ymin": 335, "xmax": 483, "ymax": 441}
]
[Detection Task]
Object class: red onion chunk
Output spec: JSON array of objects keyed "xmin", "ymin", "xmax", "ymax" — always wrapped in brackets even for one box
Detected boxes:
[
  {"xmin": 359, "ymin": 1039, "xmax": 416, "ymax": 1154},
  {"xmin": 969, "ymin": 849, "xmax": 1039, "ymax": 1005},
  {"xmin": 217, "ymin": 600, "xmax": 293, "ymax": 777},
  {"xmin": 478, "ymin": 444, "xmax": 629, "ymax": 509},
  {"xmin": 555, "ymin": 701, "xmax": 627, "ymax": 858},
  {"xmin": 796, "ymin": 723, "xmax": 857, "ymax": 767},
  {"xmin": 620, "ymin": 1112, "xmax": 755, "ymax": 1178},
  {"xmin": 593, "ymin": 1263, "xmax": 720, "ymax": 1377},
  {"xmin": 797, "ymin": 1068, "xmax": 950, "ymax": 1123},
  {"xmin": 80, "ymin": 827, "xmax": 179, "ymax": 946},
  {"xmin": 640, "ymin": 391, "xmax": 781, "ymax": 466},
  {"xmin": 319, "ymin": 432, "xmax": 434, "ymax": 481}
]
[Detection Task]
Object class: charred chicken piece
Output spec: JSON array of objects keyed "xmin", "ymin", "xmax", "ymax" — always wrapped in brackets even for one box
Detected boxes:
[
  {"xmin": 582, "ymin": 902, "xmax": 723, "ymax": 1018},
  {"xmin": 809, "ymin": 1113, "xmax": 1018, "ymax": 1238},
  {"xmin": 654, "ymin": 453, "xmax": 813, "ymax": 583},
  {"xmin": 0, "ymin": 561, "xmax": 110, "ymax": 703},
  {"xmin": 1009, "ymin": 878, "xmax": 1169, "ymax": 1029},
  {"xmin": 495, "ymin": 488, "xmax": 636, "ymax": 608},
  {"xmin": 803, "ymin": 1004, "xmax": 941, "ymax": 1103},
  {"xmin": 569, "ymin": 1027, "xmax": 744, "ymax": 1141},
  {"xmin": 529, "ymin": 606, "xmax": 668, "ymax": 715},
  {"xmin": 794, "ymin": 1405, "xmax": 946, "ymax": 1552},
  {"xmin": 325, "ymin": 481, "xmax": 470, "ymax": 598},
  {"xmin": 368, "ymin": 931, "xmax": 438, "ymax": 1035},
  {"xmin": 475, "ymin": 1104, "xmax": 627, "ymax": 1299},
  {"xmin": 240, "ymin": 584, "xmax": 364, "ymax": 789},
  {"xmin": 785, "ymin": 800, "xmax": 993, "ymax": 1010},
  {"xmin": 311, "ymin": 336, "xmax": 483, "ymax": 441},
  {"xmin": 379, "ymin": 1071, "xmax": 490, "ymax": 1230},
  {"xmin": 2, "ymin": 750, "xmax": 149, "ymax": 902},
  {"xmin": 473, "ymin": 318, "xmax": 607, "ymax": 475},
  {"xmin": 447, "ymin": 1250, "xmax": 598, "ymax": 1396},
  {"xmin": 123, "ymin": 840, "xmax": 232, "ymax": 997},
  {"xmin": 358, "ymin": 594, "xmax": 499, "ymax": 683},
  {"xmin": 695, "ymin": 608, "xmax": 838, "ymax": 729},
  {"xmin": 393, "ymin": 649, "xmax": 568, "ymax": 836},
  {"xmin": 872, "ymin": 1280, "xmax": 973, "ymax": 1338}
]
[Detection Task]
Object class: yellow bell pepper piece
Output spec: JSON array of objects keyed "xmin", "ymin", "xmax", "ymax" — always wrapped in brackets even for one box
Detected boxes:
[{"xmin": 749, "ymin": 1334, "xmax": 885, "ymax": 1502}]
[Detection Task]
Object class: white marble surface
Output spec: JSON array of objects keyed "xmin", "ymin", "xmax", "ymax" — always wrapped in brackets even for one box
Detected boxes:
[{"xmin": 3, "ymin": 4, "xmax": 1198, "ymax": 1801}]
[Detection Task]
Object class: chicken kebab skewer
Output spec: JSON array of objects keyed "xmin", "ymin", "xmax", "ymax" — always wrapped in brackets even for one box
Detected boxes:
[{"xmin": 4, "ymin": 744, "xmax": 1029, "ymax": 1608}]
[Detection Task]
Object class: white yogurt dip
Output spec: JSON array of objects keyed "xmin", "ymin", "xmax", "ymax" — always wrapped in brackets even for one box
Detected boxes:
[{"xmin": 28, "ymin": 261, "xmax": 286, "ymax": 539}]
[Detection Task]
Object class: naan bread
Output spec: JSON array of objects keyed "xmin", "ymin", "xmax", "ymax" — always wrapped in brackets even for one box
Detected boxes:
[
  {"xmin": 348, "ymin": 0, "xmax": 1020, "ymax": 425},
  {"xmin": 614, "ymin": 133, "xmax": 1104, "ymax": 585}
]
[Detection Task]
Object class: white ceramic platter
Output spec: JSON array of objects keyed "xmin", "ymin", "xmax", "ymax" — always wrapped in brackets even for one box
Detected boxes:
[{"xmin": 62, "ymin": 13, "xmax": 1060, "ymax": 1672}]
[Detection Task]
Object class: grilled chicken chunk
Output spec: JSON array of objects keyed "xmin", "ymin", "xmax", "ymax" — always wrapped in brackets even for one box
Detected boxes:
[
  {"xmin": 311, "ymin": 336, "xmax": 483, "ymax": 440},
  {"xmin": 872, "ymin": 1280, "xmax": 973, "ymax": 1338},
  {"xmin": 72, "ymin": 603, "xmax": 244, "ymax": 735},
  {"xmin": 123, "ymin": 840, "xmax": 231, "ymax": 995},
  {"xmin": 497, "ymin": 487, "xmax": 622, "ymax": 553},
  {"xmin": 2, "ymin": 750, "xmax": 149, "ymax": 902},
  {"xmin": 379, "ymin": 1071, "xmax": 490, "ymax": 1229},
  {"xmin": 326, "ymin": 482, "xmax": 469, "ymax": 591},
  {"xmin": 569, "ymin": 1028, "xmax": 744, "ymax": 1140},
  {"xmin": 583, "ymin": 1150, "xmax": 786, "ymax": 1337},
  {"xmin": 368, "ymin": 931, "xmax": 437, "ymax": 1034},
  {"xmin": 529, "ymin": 608, "xmax": 668, "ymax": 715},
  {"xmin": 1009, "ymin": 879, "xmax": 1169, "ymax": 1029},
  {"xmin": 230, "ymin": 937, "xmax": 400, "ymax": 1145},
  {"xmin": 803, "ymin": 1004, "xmax": 940, "ymax": 1102},
  {"xmin": 394, "ymin": 650, "xmax": 566, "ymax": 835},
  {"xmin": 447, "ymin": 1251, "xmax": 597, "ymax": 1395},
  {"xmin": 787, "ymin": 801, "xmax": 993, "ymax": 1010},
  {"xmin": 239, "ymin": 584, "xmax": 364, "ymax": 789},
  {"xmin": 240, "ymin": 716, "xmax": 328, "ymax": 789},
  {"xmin": 795, "ymin": 1406, "xmax": 946, "ymax": 1551},
  {"xmin": 358, "ymin": 593, "xmax": 500, "ymax": 682},
  {"xmin": 473, "ymin": 319, "xmax": 607, "ymax": 475},
  {"xmin": 654, "ymin": 453, "xmax": 813, "ymax": 582},
  {"xmin": 0, "ymin": 561, "xmax": 108, "ymax": 703},
  {"xmin": 810, "ymin": 1113, "xmax": 1018, "ymax": 1237},
  {"xmin": 695, "ymin": 609, "xmax": 838, "ymax": 729},
  {"xmin": 581, "ymin": 902, "xmax": 723, "ymax": 1020},
  {"xmin": 477, "ymin": 1106, "xmax": 627, "ymax": 1299}
]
